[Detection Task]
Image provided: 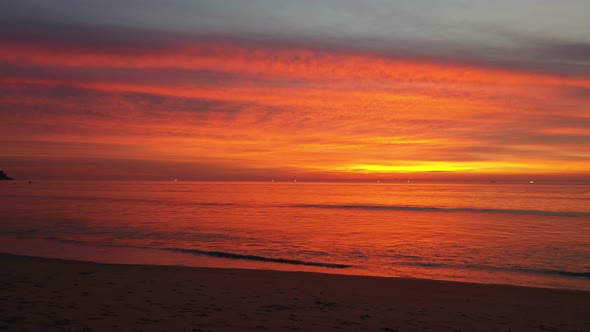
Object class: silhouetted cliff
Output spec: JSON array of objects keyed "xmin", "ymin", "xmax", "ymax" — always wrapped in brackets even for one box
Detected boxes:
[{"xmin": 0, "ymin": 170, "xmax": 14, "ymax": 180}]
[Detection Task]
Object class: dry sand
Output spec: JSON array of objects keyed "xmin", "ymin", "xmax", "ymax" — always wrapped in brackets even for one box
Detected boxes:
[{"xmin": 1, "ymin": 253, "xmax": 588, "ymax": 331}]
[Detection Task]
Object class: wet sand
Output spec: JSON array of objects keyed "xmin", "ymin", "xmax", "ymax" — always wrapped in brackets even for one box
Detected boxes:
[{"xmin": 1, "ymin": 253, "xmax": 589, "ymax": 331}]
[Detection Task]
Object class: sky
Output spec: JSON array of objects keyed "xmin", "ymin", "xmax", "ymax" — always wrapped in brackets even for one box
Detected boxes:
[{"xmin": 1, "ymin": 0, "xmax": 589, "ymax": 181}]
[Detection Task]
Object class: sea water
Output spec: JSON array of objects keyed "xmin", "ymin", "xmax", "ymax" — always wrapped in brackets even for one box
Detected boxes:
[{"xmin": 1, "ymin": 181, "xmax": 588, "ymax": 290}]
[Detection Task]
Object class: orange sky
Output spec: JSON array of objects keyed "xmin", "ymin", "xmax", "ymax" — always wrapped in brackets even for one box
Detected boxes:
[{"xmin": 1, "ymin": 13, "xmax": 589, "ymax": 181}]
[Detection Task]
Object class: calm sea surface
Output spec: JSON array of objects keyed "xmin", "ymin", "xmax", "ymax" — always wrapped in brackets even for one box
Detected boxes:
[{"xmin": 1, "ymin": 181, "xmax": 589, "ymax": 290}]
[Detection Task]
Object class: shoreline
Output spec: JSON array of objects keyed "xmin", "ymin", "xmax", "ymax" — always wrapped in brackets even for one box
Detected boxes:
[
  {"xmin": 2, "ymin": 253, "xmax": 589, "ymax": 331},
  {"xmin": 2, "ymin": 237, "xmax": 588, "ymax": 292}
]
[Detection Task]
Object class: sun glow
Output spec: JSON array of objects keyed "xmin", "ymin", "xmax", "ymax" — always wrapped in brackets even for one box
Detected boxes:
[{"xmin": 336, "ymin": 163, "xmax": 476, "ymax": 174}]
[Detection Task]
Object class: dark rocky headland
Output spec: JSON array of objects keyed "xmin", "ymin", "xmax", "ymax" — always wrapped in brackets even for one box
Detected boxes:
[{"xmin": 0, "ymin": 170, "xmax": 14, "ymax": 180}]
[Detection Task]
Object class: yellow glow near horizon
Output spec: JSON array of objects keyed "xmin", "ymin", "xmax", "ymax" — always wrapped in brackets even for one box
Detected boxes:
[
  {"xmin": 335, "ymin": 163, "xmax": 476, "ymax": 174},
  {"xmin": 332, "ymin": 161, "xmax": 570, "ymax": 174}
]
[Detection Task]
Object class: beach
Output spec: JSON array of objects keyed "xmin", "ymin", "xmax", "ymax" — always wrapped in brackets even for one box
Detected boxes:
[{"xmin": 2, "ymin": 253, "xmax": 589, "ymax": 331}]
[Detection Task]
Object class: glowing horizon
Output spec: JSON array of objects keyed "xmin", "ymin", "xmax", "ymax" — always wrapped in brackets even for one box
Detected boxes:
[{"xmin": 1, "ymin": 1, "xmax": 589, "ymax": 181}]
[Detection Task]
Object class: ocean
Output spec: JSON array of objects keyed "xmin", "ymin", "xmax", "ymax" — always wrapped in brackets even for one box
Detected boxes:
[{"xmin": 1, "ymin": 181, "xmax": 589, "ymax": 291}]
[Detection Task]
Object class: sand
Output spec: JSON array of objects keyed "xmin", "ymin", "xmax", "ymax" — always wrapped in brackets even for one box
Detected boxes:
[{"xmin": 1, "ymin": 253, "xmax": 588, "ymax": 331}]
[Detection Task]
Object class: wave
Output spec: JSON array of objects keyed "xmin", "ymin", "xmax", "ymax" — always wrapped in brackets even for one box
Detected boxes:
[
  {"xmin": 291, "ymin": 204, "xmax": 590, "ymax": 217},
  {"xmin": 190, "ymin": 202, "xmax": 236, "ymax": 206},
  {"xmin": 395, "ymin": 260, "xmax": 590, "ymax": 279},
  {"xmin": 521, "ymin": 268, "xmax": 590, "ymax": 278},
  {"xmin": 36, "ymin": 236, "xmax": 350, "ymax": 268},
  {"xmin": 0, "ymin": 194, "xmax": 161, "ymax": 204},
  {"xmin": 166, "ymin": 248, "xmax": 352, "ymax": 268},
  {"xmin": 0, "ymin": 194, "xmax": 236, "ymax": 207},
  {"xmin": 43, "ymin": 236, "xmax": 89, "ymax": 245}
]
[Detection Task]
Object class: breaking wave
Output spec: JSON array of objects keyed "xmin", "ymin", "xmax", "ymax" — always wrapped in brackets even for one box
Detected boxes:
[
  {"xmin": 165, "ymin": 248, "xmax": 352, "ymax": 268},
  {"xmin": 291, "ymin": 204, "xmax": 590, "ymax": 217}
]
